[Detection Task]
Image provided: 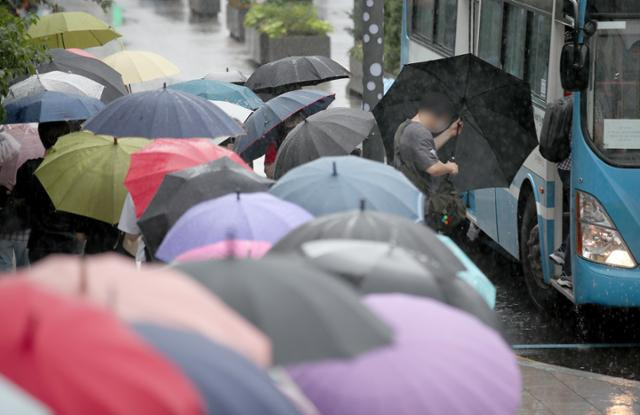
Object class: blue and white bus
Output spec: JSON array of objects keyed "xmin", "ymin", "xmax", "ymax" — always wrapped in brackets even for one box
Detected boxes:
[{"xmin": 401, "ymin": 0, "xmax": 640, "ymax": 309}]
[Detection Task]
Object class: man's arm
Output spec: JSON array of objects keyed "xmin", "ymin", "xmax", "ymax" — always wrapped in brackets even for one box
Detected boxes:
[
  {"xmin": 427, "ymin": 161, "xmax": 459, "ymax": 177},
  {"xmin": 434, "ymin": 119, "xmax": 463, "ymax": 150}
]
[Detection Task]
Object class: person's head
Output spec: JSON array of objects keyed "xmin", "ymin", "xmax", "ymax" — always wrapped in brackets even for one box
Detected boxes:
[
  {"xmin": 414, "ymin": 93, "xmax": 457, "ymax": 134},
  {"xmin": 37, "ymin": 121, "xmax": 77, "ymax": 150}
]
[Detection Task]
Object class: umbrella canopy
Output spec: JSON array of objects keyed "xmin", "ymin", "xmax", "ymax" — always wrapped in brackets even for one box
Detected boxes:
[
  {"xmin": 210, "ymin": 100, "xmax": 253, "ymax": 123},
  {"xmin": 8, "ymin": 71, "xmax": 105, "ymax": 101},
  {"xmin": 124, "ymin": 138, "xmax": 250, "ymax": 217},
  {"xmin": 139, "ymin": 157, "xmax": 274, "ymax": 254},
  {"xmin": 0, "ymin": 375, "xmax": 51, "ymax": 415},
  {"xmin": 373, "ymin": 53, "xmax": 538, "ymax": 191},
  {"xmin": 203, "ymin": 69, "xmax": 248, "ymax": 85},
  {"xmin": 30, "ymin": 49, "xmax": 127, "ymax": 103},
  {"xmin": 156, "ymin": 192, "xmax": 313, "ymax": 262},
  {"xmin": 27, "ymin": 11, "xmax": 121, "ymax": 49},
  {"xmin": 4, "ymin": 91, "xmax": 104, "ymax": 123},
  {"xmin": 0, "ymin": 279, "xmax": 205, "ymax": 415},
  {"xmin": 25, "ymin": 254, "xmax": 271, "ymax": 368},
  {"xmin": 270, "ymin": 156, "xmax": 425, "ymax": 222},
  {"xmin": 83, "ymin": 87, "xmax": 244, "ymax": 139},
  {"xmin": 103, "ymin": 50, "xmax": 180, "ymax": 85},
  {"xmin": 34, "ymin": 132, "xmax": 148, "ymax": 224},
  {"xmin": 287, "ymin": 294, "xmax": 521, "ymax": 415},
  {"xmin": 66, "ymin": 48, "xmax": 97, "ymax": 59},
  {"xmin": 298, "ymin": 239, "xmax": 498, "ymax": 328},
  {"xmin": 174, "ymin": 256, "xmax": 392, "ymax": 365},
  {"xmin": 0, "ymin": 124, "xmax": 44, "ymax": 190},
  {"xmin": 134, "ymin": 324, "xmax": 301, "ymax": 415},
  {"xmin": 274, "ymin": 108, "xmax": 379, "ymax": 178},
  {"xmin": 169, "ymin": 80, "xmax": 263, "ymax": 110},
  {"xmin": 175, "ymin": 240, "xmax": 273, "ymax": 262},
  {"xmin": 234, "ymin": 90, "xmax": 335, "ymax": 161},
  {"xmin": 246, "ymin": 56, "xmax": 350, "ymax": 93}
]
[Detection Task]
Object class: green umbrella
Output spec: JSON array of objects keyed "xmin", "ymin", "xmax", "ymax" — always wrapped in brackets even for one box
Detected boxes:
[
  {"xmin": 27, "ymin": 12, "xmax": 121, "ymax": 49},
  {"xmin": 35, "ymin": 132, "xmax": 148, "ymax": 224}
]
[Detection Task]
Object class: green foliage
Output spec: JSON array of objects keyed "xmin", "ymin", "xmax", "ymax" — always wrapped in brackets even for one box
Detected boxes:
[{"xmin": 245, "ymin": 1, "xmax": 332, "ymax": 39}]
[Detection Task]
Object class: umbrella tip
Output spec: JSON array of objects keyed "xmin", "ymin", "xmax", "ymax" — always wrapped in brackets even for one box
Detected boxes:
[
  {"xmin": 113, "ymin": 137, "xmax": 118, "ymax": 145},
  {"xmin": 163, "ymin": 82, "xmax": 167, "ymax": 89},
  {"xmin": 78, "ymin": 255, "xmax": 88, "ymax": 296},
  {"xmin": 332, "ymin": 161, "xmax": 337, "ymax": 177},
  {"xmin": 360, "ymin": 199, "xmax": 366, "ymax": 211},
  {"xmin": 236, "ymin": 191, "xmax": 240, "ymax": 201}
]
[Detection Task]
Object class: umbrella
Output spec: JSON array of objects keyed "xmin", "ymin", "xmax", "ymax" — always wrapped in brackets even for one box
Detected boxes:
[
  {"xmin": 210, "ymin": 100, "xmax": 253, "ymax": 123},
  {"xmin": 66, "ymin": 48, "xmax": 97, "ymax": 59},
  {"xmin": 270, "ymin": 156, "xmax": 425, "ymax": 222},
  {"xmin": 0, "ymin": 124, "xmax": 44, "ymax": 190},
  {"xmin": 124, "ymin": 138, "xmax": 250, "ymax": 217},
  {"xmin": 169, "ymin": 80, "xmax": 263, "ymax": 110},
  {"xmin": 203, "ymin": 69, "xmax": 248, "ymax": 85},
  {"xmin": 34, "ymin": 132, "xmax": 148, "ymax": 224},
  {"xmin": 373, "ymin": 53, "xmax": 538, "ymax": 191},
  {"xmin": 134, "ymin": 324, "xmax": 301, "ymax": 415},
  {"xmin": 174, "ymin": 256, "xmax": 392, "ymax": 365},
  {"xmin": 139, "ymin": 157, "xmax": 274, "ymax": 254},
  {"xmin": 29, "ymin": 49, "xmax": 127, "ymax": 103},
  {"xmin": 25, "ymin": 254, "xmax": 271, "ymax": 368},
  {"xmin": 27, "ymin": 11, "xmax": 121, "ymax": 49},
  {"xmin": 0, "ymin": 279, "xmax": 205, "ymax": 415},
  {"xmin": 0, "ymin": 375, "xmax": 51, "ymax": 415},
  {"xmin": 175, "ymin": 240, "xmax": 273, "ymax": 262},
  {"xmin": 298, "ymin": 239, "xmax": 498, "ymax": 328},
  {"xmin": 103, "ymin": 50, "xmax": 180, "ymax": 85},
  {"xmin": 83, "ymin": 87, "xmax": 244, "ymax": 139},
  {"xmin": 287, "ymin": 294, "xmax": 521, "ymax": 415},
  {"xmin": 156, "ymin": 192, "xmax": 313, "ymax": 262},
  {"xmin": 4, "ymin": 91, "xmax": 105, "ymax": 123},
  {"xmin": 8, "ymin": 71, "xmax": 105, "ymax": 101},
  {"xmin": 246, "ymin": 56, "xmax": 350, "ymax": 93},
  {"xmin": 273, "ymin": 108, "xmax": 379, "ymax": 178},
  {"xmin": 234, "ymin": 90, "xmax": 335, "ymax": 161}
]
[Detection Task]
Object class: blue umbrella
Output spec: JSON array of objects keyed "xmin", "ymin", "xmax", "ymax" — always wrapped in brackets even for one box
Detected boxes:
[
  {"xmin": 168, "ymin": 79, "xmax": 263, "ymax": 110},
  {"xmin": 133, "ymin": 323, "xmax": 301, "ymax": 415},
  {"xmin": 270, "ymin": 156, "xmax": 425, "ymax": 222},
  {"xmin": 83, "ymin": 87, "xmax": 245, "ymax": 139},
  {"xmin": 3, "ymin": 91, "xmax": 105, "ymax": 123},
  {"xmin": 234, "ymin": 89, "xmax": 335, "ymax": 161}
]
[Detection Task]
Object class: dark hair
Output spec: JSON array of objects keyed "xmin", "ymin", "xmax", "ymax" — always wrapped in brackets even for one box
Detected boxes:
[
  {"xmin": 38, "ymin": 121, "xmax": 73, "ymax": 150},
  {"xmin": 417, "ymin": 93, "xmax": 458, "ymax": 120}
]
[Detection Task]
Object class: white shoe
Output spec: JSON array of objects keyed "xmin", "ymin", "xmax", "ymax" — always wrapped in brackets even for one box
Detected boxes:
[{"xmin": 550, "ymin": 250, "xmax": 565, "ymax": 266}]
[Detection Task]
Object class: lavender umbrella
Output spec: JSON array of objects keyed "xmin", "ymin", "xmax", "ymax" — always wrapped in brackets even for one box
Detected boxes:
[
  {"xmin": 156, "ymin": 192, "xmax": 312, "ymax": 262},
  {"xmin": 287, "ymin": 294, "xmax": 521, "ymax": 415}
]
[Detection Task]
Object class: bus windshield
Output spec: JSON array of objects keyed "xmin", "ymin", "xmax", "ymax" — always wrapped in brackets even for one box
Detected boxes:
[{"xmin": 586, "ymin": 19, "xmax": 640, "ymax": 166}]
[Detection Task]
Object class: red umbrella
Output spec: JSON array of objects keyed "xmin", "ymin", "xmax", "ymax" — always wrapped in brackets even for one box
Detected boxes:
[
  {"xmin": 0, "ymin": 278, "xmax": 205, "ymax": 415},
  {"xmin": 124, "ymin": 138, "xmax": 250, "ymax": 217},
  {"xmin": 0, "ymin": 124, "xmax": 45, "ymax": 190},
  {"xmin": 66, "ymin": 48, "xmax": 98, "ymax": 59}
]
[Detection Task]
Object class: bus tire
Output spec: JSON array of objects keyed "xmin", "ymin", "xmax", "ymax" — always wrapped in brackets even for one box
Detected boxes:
[{"xmin": 520, "ymin": 193, "xmax": 560, "ymax": 312}]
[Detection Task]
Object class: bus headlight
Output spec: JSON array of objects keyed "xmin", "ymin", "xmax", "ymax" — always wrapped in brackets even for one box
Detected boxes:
[{"xmin": 577, "ymin": 191, "xmax": 637, "ymax": 269}]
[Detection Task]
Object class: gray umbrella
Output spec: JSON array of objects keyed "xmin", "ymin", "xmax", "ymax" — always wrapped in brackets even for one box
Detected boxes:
[
  {"xmin": 174, "ymin": 256, "xmax": 392, "ymax": 365},
  {"xmin": 299, "ymin": 239, "xmax": 500, "ymax": 330}
]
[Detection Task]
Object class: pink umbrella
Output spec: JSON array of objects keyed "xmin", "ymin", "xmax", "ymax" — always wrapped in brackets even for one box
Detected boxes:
[
  {"xmin": 23, "ymin": 254, "xmax": 272, "ymax": 368},
  {"xmin": 66, "ymin": 48, "xmax": 98, "ymax": 59},
  {"xmin": 175, "ymin": 240, "xmax": 273, "ymax": 263},
  {"xmin": 0, "ymin": 124, "xmax": 44, "ymax": 190}
]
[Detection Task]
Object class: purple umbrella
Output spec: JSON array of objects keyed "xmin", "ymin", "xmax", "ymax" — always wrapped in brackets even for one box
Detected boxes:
[
  {"xmin": 287, "ymin": 294, "xmax": 521, "ymax": 415},
  {"xmin": 156, "ymin": 192, "xmax": 312, "ymax": 262}
]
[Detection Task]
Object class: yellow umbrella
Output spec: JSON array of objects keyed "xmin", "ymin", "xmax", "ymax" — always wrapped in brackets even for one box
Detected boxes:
[
  {"xmin": 103, "ymin": 51, "xmax": 180, "ymax": 85},
  {"xmin": 27, "ymin": 11, "xmax": 121, "ymax": 49}
]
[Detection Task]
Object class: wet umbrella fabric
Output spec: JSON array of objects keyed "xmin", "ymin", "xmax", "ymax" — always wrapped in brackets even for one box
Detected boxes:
[
  {"xmin": 4, "ymin": 91, "xmax": 105, "ymax": 123},
  {"xmin": 373, "ymin": 53, "xmax": 538, "ymax": 191},
  {"xmin": 169, "ymin": 80, "xmax": 263, "ymax": 110},
  {"xmin": 175, "ymin": 240, "xmax": 273, "ymax": 262},
  {"xmin": 124, "ymin": 139, "xmax": 250, "ymax": 217},
  {"xmin": 0, "ymin": 375, "xmax": 51, "ymax": 415},
  {"xmin": 0, "ymin": 124, "xmax": 44, "ymax": 190},
  {"xmin": 83, "ymin": 88, "xmax": 244, "ymax": 139},
  {"xmin": 274, "ymin": 108, "xmax": 378, "ymax": 178},
  {"xmin": 210, "ymin": 100, "xmax": 253, "ymax": 123},
  {"xmin": 0, "ymin": 279, "xmax": 205, "ymax": 415},
  {"xmin": 103, "ymin": 51, "xmax": 180, "ymax": 85},
  {"xmin": 246, "ymin": 56, "xmax": 350, "ymax": 93},
  {"xmin": 234, "ymin": 90, "xmax": 335, "ymax": 161},
  {"xmin": 156, "ymin": 192, "xmax": 313, "ymax": 262},
  {"xmin": 299, "ymin": 239, "xmax": 498, "ymax": 328},
  {"xmin": 26, "ymin": 11, "xmax": 121, "ymax": 49},
  {"xmin": 175, "ymin": 257, "xmax": 392, "ymax": 365},
  {"xmin": 139, "ymin": 157, "xmax": 274, "ymax": 255},
  {"xmin": 134, "ymin": 324, "xmax": 301, "ymax": 415},
  {"xmin": 270, "ymin": 156, "xmax": 424, "ymax": 222},
  {"xmin": 8, "ymin": 71, "xmax": 104, "ymax": 101},
  {"xmin": 287, "ymin": 294, "xmax": 521, "ymax": 415}
]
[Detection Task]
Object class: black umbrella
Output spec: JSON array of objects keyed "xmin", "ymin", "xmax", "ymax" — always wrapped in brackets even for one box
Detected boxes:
[
  {"xmin": 273, "ymin": 108, "xmax": 380, "ymax": 179},
  {"xmin": 139, "ymin": 157, "xmax": 274, "ymax": 255},
  {"xmin": 174, "ymin": 256, "xmax": 392, "ymax": 365},
  {"xmin": 246, "ymin": 56, "xmax": 350, "ymax": 94},
  {"xmin": 28, "ymin": 48, "xmax": 127, "ymax": 103},
  {"xmin": 298, "ymin": 239, "xmax": 499, "ymax": 330},
  {"xmin": 83, "ymin": 87, "xmax": 245, "ymax": 139},
  {"xmin": 373, "ymin": 53, "xmax": 538, "ymax": 191}
]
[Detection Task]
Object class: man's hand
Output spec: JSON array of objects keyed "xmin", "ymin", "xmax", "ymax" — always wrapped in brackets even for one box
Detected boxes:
[
  {"xmin": 446, "ymin": 161, "xmax": 459, "ymax": 175},
  {"xmin": 445, "ymin": 118, "xmax": 463, "ymax": 138}
]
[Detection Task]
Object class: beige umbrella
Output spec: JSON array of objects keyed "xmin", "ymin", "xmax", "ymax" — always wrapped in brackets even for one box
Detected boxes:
[
  {"xmin": 24, "ymin": 254, "xmax": 271, "ymax": 368},
  {"xmin": 103, "ymin": 50, "xmax": 180, "ymax": 85}
]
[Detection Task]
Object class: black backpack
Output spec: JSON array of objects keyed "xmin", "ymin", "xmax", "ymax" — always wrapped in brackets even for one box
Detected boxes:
[{"xmin": 539, "ymin": 96, "xmax": 573, "ymax": 163}]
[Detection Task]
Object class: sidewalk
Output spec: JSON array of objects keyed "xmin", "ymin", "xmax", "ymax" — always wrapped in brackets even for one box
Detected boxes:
[{"xmin": 518, "ymin": 358, "xmax": 640, "ymax": 414}]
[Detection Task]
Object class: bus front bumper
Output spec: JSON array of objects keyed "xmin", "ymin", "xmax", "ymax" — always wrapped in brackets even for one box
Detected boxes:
[{"xmin": 574, "ymin": 257, "xmax": 640, "ymax": 306}]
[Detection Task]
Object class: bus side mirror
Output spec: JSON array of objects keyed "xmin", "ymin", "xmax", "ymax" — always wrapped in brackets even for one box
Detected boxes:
[{"xmin": 560, "ymin": 43, "xmax": 590, "ymax": 91}]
